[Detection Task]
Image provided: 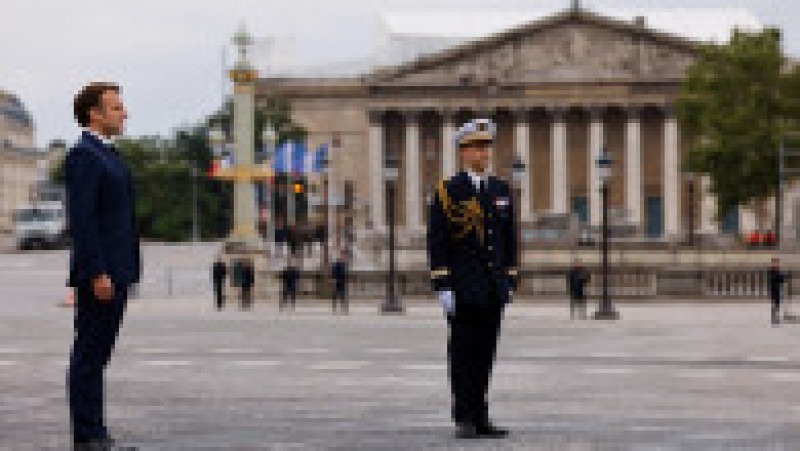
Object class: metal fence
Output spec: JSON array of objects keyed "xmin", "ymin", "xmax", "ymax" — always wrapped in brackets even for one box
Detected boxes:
[{"xmin": 260, "ymin": 267, "xmax": 795, "ymax": 300}]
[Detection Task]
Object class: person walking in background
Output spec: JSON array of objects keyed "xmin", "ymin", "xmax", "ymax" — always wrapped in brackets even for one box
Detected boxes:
[
  {"xmin": 280, "ymin": 256, "xmax": 299, "ymax": 312},
  {"xmin": 66, "ymin": 82, "xmax": 140, "ymax": 450},
  {"xmin": 240, "ymin": 259, "xmax": 255, "ymax": 310},
  {"xmin": 568, "ymin": 262, "xmax": 590, "ymax": 320},
  {"xmin": 769, "ymin": 257, "xmax": 787, "ymax": 325},
  {"xmin": 211, "ymin": 255, "xmax": 227, "ymax": 310},
  {"xmin": 331, "ymin": 251, "xmax": 350, "ymax": 314}
]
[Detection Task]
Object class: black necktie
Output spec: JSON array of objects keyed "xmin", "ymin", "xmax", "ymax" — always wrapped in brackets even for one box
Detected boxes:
[{"xmin": 478, "ymin": 179, "xmax": 489, "ymax": 210}]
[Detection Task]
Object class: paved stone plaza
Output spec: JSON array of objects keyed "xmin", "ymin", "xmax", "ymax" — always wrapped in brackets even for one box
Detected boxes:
[
  {"xmin": 4, "ymin": 248, "xmax": 800, "ymax": 449},
  {"xmin": 5, "ymin": 301, "xmax": 800, "ymax": 449}
]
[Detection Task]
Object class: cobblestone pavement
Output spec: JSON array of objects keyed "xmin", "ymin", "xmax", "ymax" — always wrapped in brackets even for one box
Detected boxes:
[{"xmin": 4, "ymin": 293, "xmax": 800, "ymax": 450}]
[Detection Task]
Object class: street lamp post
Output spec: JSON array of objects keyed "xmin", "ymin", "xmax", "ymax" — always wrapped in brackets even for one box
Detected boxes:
[
  {"xmin": 262, "ymin": 125, "xmax": 277, "ymax": 253},
  {"xmin": 381, "ymin": 154, "xmax": 403, "ymax": 314},
  {"xmin": 320, "ymin": 155, "xmax": 330, "ymax": 271},
  {"xmin": 511, "ymin": 156, "xmax": 526, "ymax": 268},
  {"xmin": 191, "ymin": 164, "xmax": 199, "ymax": 243},
  {"xmin": 685, "ymin": 171, "xmax": 696, "ymax": 247},
  {"xmin": 594, "ymin": 148, "xmax": 619, "ymax": 320}
]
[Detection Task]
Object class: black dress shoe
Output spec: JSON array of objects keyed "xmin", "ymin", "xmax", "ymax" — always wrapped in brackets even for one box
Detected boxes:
[
  {"xmin": 74, "ymin": 438, "xmax": 138, "ymax": 451},
  {"xmin": 476, "ymin": 422, "xmax": 509, "ymax": 438},
  {"xmin": 454, "ymin": 422, "xmax": 480, "ymax": 439}
]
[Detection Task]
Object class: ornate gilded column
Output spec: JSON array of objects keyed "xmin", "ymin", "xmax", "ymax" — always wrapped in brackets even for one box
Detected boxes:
[
  {"xmin": 550, "ymin": 107, "xmax": 568, "ymax": 214},
  {"xmin": 663, "ymin": 106, "xmax": 681, "ymax": 239},
  {"xmin": 625, "ymin": 106, "xmax": 643, "ymax": 231},
  {"xmin": 588, "ymin": 107, "xmax": 604, "ymax": 227},
  {"xmin": 229, "ymin": 26, "xmax": 258, "ymax": 242},
  {"xmin": 369, "ymin": 110, "xmax": 386, "ymax": 231},
  {"xmin": 513, "ymin": 109, "xmax": 532, "ymax": 221},
  {"xmin": 404, "ymin": 111, "xmax": 423, "ymax": 230}
]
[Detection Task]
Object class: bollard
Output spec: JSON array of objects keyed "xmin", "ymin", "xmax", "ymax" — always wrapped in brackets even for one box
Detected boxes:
[{"xmin": 167, "ymin": 267, "xmax": 173, "ymax": 297}]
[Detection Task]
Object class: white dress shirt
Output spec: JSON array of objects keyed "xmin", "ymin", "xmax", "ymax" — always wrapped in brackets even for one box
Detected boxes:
[
  {"xmin": 466, "ymin": 170, "xmax": 488, "ymax": 191},
  {"xmin": 84, "ymin": 128, "xmax": 115, "ymax": 147}
]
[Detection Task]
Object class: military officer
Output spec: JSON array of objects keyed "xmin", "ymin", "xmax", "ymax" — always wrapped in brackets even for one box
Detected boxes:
[{"xmin": 427, "ymin": 118, "xmax": 518, "ymax": 439}]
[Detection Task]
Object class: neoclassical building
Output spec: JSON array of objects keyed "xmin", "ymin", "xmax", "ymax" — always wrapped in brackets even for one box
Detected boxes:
[
  {"xmin": 0, "ymin": 89, "xmax": 61, "ymax": 234},
  {"xmin": 257, "ymin": 7, "xmax": 779, "ymax": 243}
]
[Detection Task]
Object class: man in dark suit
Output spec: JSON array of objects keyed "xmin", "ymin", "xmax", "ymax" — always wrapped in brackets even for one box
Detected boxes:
[
  {"xmin": 66, "ymin": 82, "xmax": 140, "ymax": 450},
  {"xmin": 331, "ymin": 251, "xmax": 349, "ymax": 314},
  {"xmin": 427, "ymin": 118, "xmax": 517, "ymax": 439},
  {"xmin": 769, "ymin": 257, "xmax": 787, "ymax": 325},
  {"xmin": 211, "ymin": 255, "xmax": 227, "ymax": 310},
  {"xmin": 568, "ymin": 262, "xmax": 590, "ymax": 320}
]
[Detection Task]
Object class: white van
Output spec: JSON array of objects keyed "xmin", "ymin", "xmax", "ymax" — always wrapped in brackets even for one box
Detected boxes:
[{"xmin": 13, "ymin": 201, "xmax": 68, "ymax": 250}]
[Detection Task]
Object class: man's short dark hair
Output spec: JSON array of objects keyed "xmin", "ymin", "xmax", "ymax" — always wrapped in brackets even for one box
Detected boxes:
[{"xmin": 73, "ymin": 82, "xmax": 120, "ymax": 127}]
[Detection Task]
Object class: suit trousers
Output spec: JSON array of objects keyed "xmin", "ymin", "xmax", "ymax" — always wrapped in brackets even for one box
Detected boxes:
[
  {"xmin": 67, "ymin": 281, "xmax": 128, "ymax": 444},
  {"xmin": 447, "ymin": 299, "xmax": 504, "ymax": 425}
]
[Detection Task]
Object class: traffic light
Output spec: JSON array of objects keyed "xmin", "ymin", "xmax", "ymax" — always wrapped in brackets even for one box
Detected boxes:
[{"xmin": 294, "ymin": 183, "xmax": 304, "ymax": 194}]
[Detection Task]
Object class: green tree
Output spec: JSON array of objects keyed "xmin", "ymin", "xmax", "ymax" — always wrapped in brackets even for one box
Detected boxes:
[{"xmin": 677, "ymin": 28, "xmax": 800, "ymax": 220}]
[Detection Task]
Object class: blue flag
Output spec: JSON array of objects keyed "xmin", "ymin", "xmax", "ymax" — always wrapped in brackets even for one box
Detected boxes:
[
  {"xmin": 273, "ymin": 141, "xmax": 309, "ymax": 174},
  {"xmin": 312, "ymin": 144, "xmax": 328, "ymax": 173}
]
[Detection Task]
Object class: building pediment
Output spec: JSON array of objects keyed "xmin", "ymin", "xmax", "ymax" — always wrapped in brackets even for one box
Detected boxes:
[{"xmin": 369, "ymin": 9, "xmax": 699, "ymax": 86}]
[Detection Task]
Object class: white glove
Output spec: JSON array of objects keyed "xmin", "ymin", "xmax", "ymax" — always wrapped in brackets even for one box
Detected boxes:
[{"xmin": 438, "ymin": 290, "xmax": 455, "ymax": 315}]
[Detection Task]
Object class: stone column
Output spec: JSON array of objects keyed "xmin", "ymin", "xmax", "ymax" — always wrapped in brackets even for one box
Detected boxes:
[
  {"xmin": 699, "ymin": 175, "xmax": 719, "ymax": 233},
  {"xmin": 588, "ymin": 107, "xmax": 604, "ymax": 227},
  {"xmin": 663, "ymin": 107, "xmax": 681, "ymax": 239},
  {"xmin": 551, "ymin": 107, "xmax": 568, "ymax": 214},
  {"xmin": 404, "ymin": 111, "xmax": 423, "ymax": 230},
  {"xmin": 513, "ymin": 109, "xmax": 532, "ymax": 221},
  {"xmin": 441, "ymin": 110, "xmax": 457, "ymax": 179},
  {"xmin": 625, "ymin": 107, "xmax": 643, "ymax": 231},
  {"xmin": 231, "ymin": 82, "xmax": 257, "ymax": 241},
  {"xmin": 368, "ymin": 111, "xmax": 386, "ymax": 231},
  {"xmin": 740, "ymin": 205, "xmax": 757, "ymax": 234}
]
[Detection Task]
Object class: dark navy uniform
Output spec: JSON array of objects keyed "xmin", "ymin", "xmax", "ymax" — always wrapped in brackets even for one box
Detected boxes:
[{"xmin": 427, "ymin": 169, "xmax": 518, "ymax": 428}]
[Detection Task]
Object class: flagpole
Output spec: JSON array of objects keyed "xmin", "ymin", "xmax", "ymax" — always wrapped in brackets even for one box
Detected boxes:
[{"xmin": 287, "ymin": 141, "xmax": 296, "ymax": 235}]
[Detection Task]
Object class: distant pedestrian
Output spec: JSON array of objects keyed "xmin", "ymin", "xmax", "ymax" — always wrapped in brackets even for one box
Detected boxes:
[
  {"xmin": 331, "ymin": 251, "xmax": 349, "ymax": 314},
  {"xmin": 769, "ymin": 257, "xmax": 787, "ymax": 325},
  {"xmin": 240, "ymin": 259, "xmax": 255, "ymax": 310},
  {"xmin": 211, "ymin": 256, "xmax": 227, "ymax": 310},
  {"xmin": 280, "ymin": 256, "xmax": 299, "ymax": 311},
  {"xmin": 568, "ymin": 263, "xmax": 590, "ymax": 320}
]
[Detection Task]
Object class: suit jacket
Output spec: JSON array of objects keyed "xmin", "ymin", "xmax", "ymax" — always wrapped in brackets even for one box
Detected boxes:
[
  {"xmin": 427, "ymin": 171, "xmax": 518, "ymax": 307},
  {"xmin": 66, "ymin": 131, "xmax": 141, "ymax": 287}
]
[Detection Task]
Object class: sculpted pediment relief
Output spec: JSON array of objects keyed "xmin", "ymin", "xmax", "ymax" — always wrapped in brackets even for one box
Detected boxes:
[{"xmin": 378, "ymin": 19, "xmax": 697, "ymax": 85}]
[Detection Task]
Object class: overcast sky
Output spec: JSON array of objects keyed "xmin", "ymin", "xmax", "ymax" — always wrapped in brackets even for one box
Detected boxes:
[{"xmin": 2, "ymin": 0, "xmax": 795, "ymax": 146}]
